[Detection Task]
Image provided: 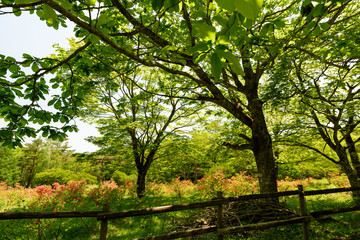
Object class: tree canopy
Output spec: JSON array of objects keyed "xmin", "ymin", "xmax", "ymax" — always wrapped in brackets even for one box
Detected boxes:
[{"xmin": 1, "ymin": 0, "xmax": 359, "ymax": 196}]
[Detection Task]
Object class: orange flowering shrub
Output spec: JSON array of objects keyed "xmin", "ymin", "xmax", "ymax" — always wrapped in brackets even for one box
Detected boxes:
[
  {"xmin": 88, "ymin": 180, "xmax": 127, "ymax": 207},
  {"xmin": 162, "ymin": 177, "xmax": 196, "ymax": 198},
  {"xmin": 226, "ymin": 172, "xmax": 259, "ymax": 196}
]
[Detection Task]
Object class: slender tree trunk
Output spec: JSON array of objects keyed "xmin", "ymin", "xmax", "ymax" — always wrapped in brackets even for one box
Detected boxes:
[{"xmin": 136, "ymin": 168, "xmax": 148, "ymax": 198}]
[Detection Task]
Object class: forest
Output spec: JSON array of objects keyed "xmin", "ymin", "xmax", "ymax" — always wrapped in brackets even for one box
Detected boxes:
[{"xmin": 0, "ymin": 0, "xmax": 360, "ymax": 239}]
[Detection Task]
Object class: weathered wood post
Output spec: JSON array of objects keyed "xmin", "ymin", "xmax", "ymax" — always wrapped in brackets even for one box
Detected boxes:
[
  {"xmin": 100, "ymin": 203, "xmax": 110, "ymax": 240},
  {"xmin": 217, "ymin": 191, "xmax": 224, "ymax": 240},
  {"xmin": 298, "ymin": 185, "xmax": 309, "ymax": 240}
]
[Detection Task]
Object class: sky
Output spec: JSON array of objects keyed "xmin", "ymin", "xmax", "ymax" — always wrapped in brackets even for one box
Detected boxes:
[{"xmin": 1, "ymin": 12, "xmax": 100, "ymax": 153}]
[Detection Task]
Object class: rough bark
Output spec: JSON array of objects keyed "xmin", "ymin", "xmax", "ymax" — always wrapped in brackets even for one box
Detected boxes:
[
  {"xmin": 345, "ymin": 135, "xmax": 360, "ymax": 178},
  {"xmin": 339, "ymin": 158, "xmax": 360, "ymax": 199},
  {"xmin": 248, "ymin": 97, "xmax": 278, "ymax": 197}
]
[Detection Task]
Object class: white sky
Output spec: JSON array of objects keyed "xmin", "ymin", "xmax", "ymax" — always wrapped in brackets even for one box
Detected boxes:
[{"xmin": 0, "ymin": 12, "xmax": 99, "ymax": 153}]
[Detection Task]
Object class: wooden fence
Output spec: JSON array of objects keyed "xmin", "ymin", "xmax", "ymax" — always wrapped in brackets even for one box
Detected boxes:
[{"xmin": 1, "ymin": 185, "xmax": 360, "ymax": 240}]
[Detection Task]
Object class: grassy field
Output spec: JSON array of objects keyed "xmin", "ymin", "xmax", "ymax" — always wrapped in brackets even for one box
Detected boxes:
[{"xmin": 1, "ymin": 172, "xmax": 359, "ymax": 239}]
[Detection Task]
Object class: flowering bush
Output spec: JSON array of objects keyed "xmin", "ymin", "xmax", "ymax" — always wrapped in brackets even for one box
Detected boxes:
[
  {"xmin": 196, "ymin": 170, "xmax": 229, "ymax": 198},
  {"xmin": 226, "ymin": 172, "xmax": 259, "ymax": 196},
  {"xmin": 0, "ymin": 172, "xmax": 352, "ymax": 213},
  {"xmin": 326, "ymin": 173, "xmax": 350, "ymax": 188},
  {"xmin": 162, "ymin": 177, "xmax": 196, "ymax": 198},
  {"xmin": 277, "ymin": 177, "xmax": 314, "ymax": 191},
  {"xmin": 87, "ymin": 180, "xmax": 127, "ymax": 207},
  {"xmin": 144, "ymin": 181, "xmax": 165, "ymax": 197}
]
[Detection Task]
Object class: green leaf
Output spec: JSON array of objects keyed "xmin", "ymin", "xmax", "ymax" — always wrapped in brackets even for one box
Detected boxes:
[
  {"xmin": 9, "ymin": 65, "xmax": 18, "ymax": 74},
  {"xmin": 312, "ymin": 4, "xmax": 325, "ymax": 17},
  {"xmin": 12, "ymin": 88, "xmax": 24, "ymax": 97},
  {"xmin": 56, "ymin": 0, "xmax": 72, "ymax": 10},
  {"xmin": 43, "ymin": 4, "xmax": 57, "ymax": 25},
  {"xmin": 274, "ymin": 19, "xmax": 285, "ymax": 29},
  {"xmin": 319, "ymin": 22, "xmax": 330, "ymax": 31},
  {"xmin": 48, "ymin": 98, "xmax": 57, "ymax": 106},
  {"xmin": 259, "ymin": 23, "xmax": 273, "ymax": 36},
  {"xmin": 313, "ymin": 25, "xmax": 321, "ymax": 35},
  {"xmin": 194, "ymin": 52, "xmax": 207, "ymax": 64},
  {"xmin": 13, "ymin": 7, "xmax": 21, "ymax": 16},
  {"xmin": 22, "ymin": 53, "xmax": 32, "ymax": 59},
  {"xmin": 218, "ymin": 35, "xmax": 231, "ymax": 45},
  {"xmin": 211, "ymin": 52, "xmax": 222, "ymax": 81},
  {"xmin": 87, "ymin": 0, "xmax": 96, "ymax": 6},
  {"xmin": 97, "ymin": 13, "xmax": 109, "ymax": 26},
  {"xmin": 213, "ymin": 16, "xmax": 228, "ymax": 27},
  {"xmin": 15, "ymin": 0, "xmax": 38, "ymax": 4},
  {"xmin": 54, "ymin": 100, "xmax": 62, "ymax": 110},
  {"xmin": 215, "ymin": 0, "xmax": 236, "ymax": 11},
  {"xmin": 22, "ymin": 60, "xmax": 32, "ymax": 67},
  {"xmin": 88, "ymin": 34, "xmax": 100, "ymax": 43},
  {"xmin": 234, "ymin": 0, "xmax": 263, "ymax": 20},
  {"xmin": 152, "ymin": 0, "xmax": 163, "ymax": 11},
  {"xmin": 42, "ymin": 131, "xmax": 48, "ymax": 138},
  {"xmin": 161, "ymin": 45, "xmax": 177, "ymax": 54},
  {"xmin": 5, "ymin": 56, "xmax": 16, "ymax": 62},
  {"xmin": 189, "ymin": 42, "xmax": 211, "ymax": 54},
  {"xmin": 193, "ymin": 22, "xmax": 216, "ymax": 42},
  {"xmin": 222, "ymin": 51, "xmax": 244, "ymax": 76},
  {"xmin": 164, "ymin": 0, "xmax": 179, "ymax": 12},
  {"xmin": 31, "ymin": 62, "xmax": 39, "ymax": 72}
]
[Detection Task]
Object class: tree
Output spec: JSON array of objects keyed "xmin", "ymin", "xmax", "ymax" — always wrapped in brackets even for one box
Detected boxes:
[
  {"xmin": 289, "ymin": 60, "xmax": 360, "ymax": 195},
  {"xmin": 263, "ymin": 105, "xmax": 339, "ymax": 179},
  {"xmin": 149, "ymin": 122, "xmax": 257, "ymax": 182},
  {"xmin": 0, "ymin": 0, "xmax": 356, "ymax": 196},
  {"xmin": 0, "ymin": 145, "xmax": 21, "ymax": 185},
  {"xmin": 18, "ymin": 138, "xmax": 47, "ymax": 187},
  {"xmin": 70, "ymin": 62, "xmax": 202, "ymax": 197},
  {"xmin": 264, "ymin": 7, "xmax": 360, "ymax": 194}
]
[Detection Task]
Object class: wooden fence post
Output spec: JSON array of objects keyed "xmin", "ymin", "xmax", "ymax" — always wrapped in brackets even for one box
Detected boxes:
[
  {"xmin": 100, "ymin": 203, "xmax": 110, "ymax": 240},
  {"xmin": 217, "ymin": 191, "xmax": 224, "ymax": 240},
  {"xmin": 298, "ymin": 185, "xmax": 309, "ymax": 240}
]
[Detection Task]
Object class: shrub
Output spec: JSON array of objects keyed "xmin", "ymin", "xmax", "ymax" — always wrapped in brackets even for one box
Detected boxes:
[
  {"xmin": 33, "ymin": 169, "xmax": 97, "ymax": 186},
  {"xmin": 87, "ymin": 181, "xmax": 127, "ymax": 206},
  {"xmin": 196, "ymin": 170, "xmax": 228, "ymax": 198},
  {"xmin": 163, "ymin": 177, "xmax": 195, "ymax": 198},
  {"xmin": 112, "ymin": 170, "xmax": 136, "ymax": 185}
]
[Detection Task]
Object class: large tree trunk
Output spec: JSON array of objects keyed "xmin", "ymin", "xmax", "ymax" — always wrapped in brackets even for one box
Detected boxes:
[
  {"xmin": 250, "ymin": 100, "xmax": 278, "ymax": 197},
  {"xmin": 338, "ymin": 150, "xmax": 360, "ymax": 199},
  {"xmin": 252, "ymin": 129, "xmax": 278, "ymax": 195},
  {"xmin": 345, "ymin": 135, "xmax": 360, "ymax": 178},
  {"xmin": 339, "ymin": 162, "xmax": 360, "ymax": 199}
]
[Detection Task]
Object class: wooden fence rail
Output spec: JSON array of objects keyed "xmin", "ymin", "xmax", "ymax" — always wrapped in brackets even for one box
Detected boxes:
[{"xmin": 1, "ymin": 185, "xmax": 360, "ymax": 240}]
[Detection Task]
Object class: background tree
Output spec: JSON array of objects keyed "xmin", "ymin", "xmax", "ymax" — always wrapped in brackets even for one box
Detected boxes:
[
  {"xmin": 293, "ymin": 61, "xmax": 360, "ymax": 195},
  {"xmin": 18, "ymin": 138, "xmax": 47, "ymax": 187},
  {"xmin": 264, "ymin": 8, "xmax": 360, "ymax": 195},
  {"xmin": 0, "ymin": 145, "xmax": 21, "ymax": 185},
  {"xmin": 64, "ymin": 59, "xmax": 203, "ymax": 197}
]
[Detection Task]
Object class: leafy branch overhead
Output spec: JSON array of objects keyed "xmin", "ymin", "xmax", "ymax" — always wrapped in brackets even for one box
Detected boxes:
[{"xmin": 0, "ymin": 0, "xmax": 358, "ymax": 196}]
